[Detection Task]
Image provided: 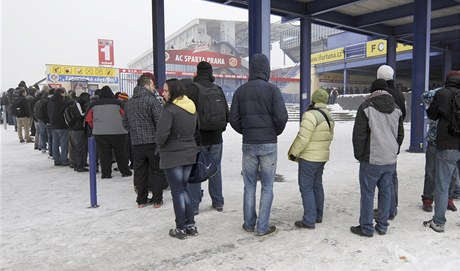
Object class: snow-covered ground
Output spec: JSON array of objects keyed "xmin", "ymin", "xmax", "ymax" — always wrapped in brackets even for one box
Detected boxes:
[{"xmin": 1, "ymin": 121, "xmax": 459, "ymax": 271}]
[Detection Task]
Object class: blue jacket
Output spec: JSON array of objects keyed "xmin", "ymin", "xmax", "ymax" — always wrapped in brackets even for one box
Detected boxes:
[{"xmin": 229, "ymin": 54, "xmax": 288, "ymax": 144}]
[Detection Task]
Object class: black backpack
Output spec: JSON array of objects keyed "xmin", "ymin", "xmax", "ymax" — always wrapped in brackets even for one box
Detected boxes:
[
  {"xmin": 194, "ymin": 83, "xmax": 228, "ymax": 131},
  {"xmin": 34, "ymin": 98, "xmax": 48, "ymax": 121},
  {"xmin": 63, "ymin": 102, "xmax": 78, "ymax": 128},
  {"xmin": 448, "ymin": 88, "xmax": 460, "ymax": 137}
]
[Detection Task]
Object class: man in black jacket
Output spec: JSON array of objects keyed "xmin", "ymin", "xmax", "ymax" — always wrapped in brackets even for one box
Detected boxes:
[
  {"xmin": 186, "ymin": 61, "xmax": 229, "ymax": 214},
  {"xmin": 424, "ymin": 71, "xmax": 460, "ymax": 233},
  {"xmin": 48, "ymin": 88, "xmax": 70, "ymax": 166},
  {"xmin": 230, "ymin": 54, "xmax": 288, "ymax": 237},
  {"xmin": 12, "ymin": 88, "xmax": 33, "ymax": 143}
]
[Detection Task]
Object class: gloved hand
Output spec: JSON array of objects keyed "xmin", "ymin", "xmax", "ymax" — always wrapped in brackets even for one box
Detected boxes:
[{"xmin": 289, "ymin": 154, "xmax": 296, "ymax": 161}]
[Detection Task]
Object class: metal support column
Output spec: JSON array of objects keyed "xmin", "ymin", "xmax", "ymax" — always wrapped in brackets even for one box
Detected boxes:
[
  {"xmin": 387, "ymin": 36, "xmax": 397, "ymax": 76},
  {"xmin": 248, "ymin": 0, "xmax": 271, "ymax": 62},
  {"xmin": 409, "ymin": 0, "xmax": 431, "ymax": 153},
  {"xmin": 152, "ymin": 0, "xmax": 166, "ymax": 92},
  {"xmin": 299, "ymin": 16, "xmax": 312, "ymax": 116}
]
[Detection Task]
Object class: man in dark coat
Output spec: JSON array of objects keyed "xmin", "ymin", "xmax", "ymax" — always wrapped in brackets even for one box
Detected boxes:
[
  {"xmin": 230, "ymin": 53, "xmax": 288, "ymax": 237},
  {"xmin": 12, "ymin": 88, "xmax": 33, "ymax": 143},
  {"xmin": 47, "ymin": 88, "xmax": 70, "ymax": 166},
  {"xmin": 424, "ymin": 71, "xmax": 460, "ymax": 233}
]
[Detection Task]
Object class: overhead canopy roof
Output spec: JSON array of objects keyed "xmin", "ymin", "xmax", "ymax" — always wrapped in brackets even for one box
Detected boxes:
[{"xmin": 205, "ymin": 0, "xmax": 460, "ymax": 54}]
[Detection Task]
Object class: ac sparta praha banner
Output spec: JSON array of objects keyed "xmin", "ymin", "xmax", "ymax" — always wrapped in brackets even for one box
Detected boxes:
[{"xmin": 165, "ymin": 50, "xmax": 240, "ymax": 68}]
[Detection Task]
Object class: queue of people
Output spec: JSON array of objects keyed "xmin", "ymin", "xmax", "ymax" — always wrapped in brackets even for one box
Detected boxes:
[{"xmin": 2, "ymin": 60, "xmax": 459, "ymax": 240}]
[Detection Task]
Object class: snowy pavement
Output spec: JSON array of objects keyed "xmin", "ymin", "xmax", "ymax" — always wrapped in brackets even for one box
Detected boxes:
[{"xmin": 1, "ymin": 121, "xmax": 459, "ymax": 271}]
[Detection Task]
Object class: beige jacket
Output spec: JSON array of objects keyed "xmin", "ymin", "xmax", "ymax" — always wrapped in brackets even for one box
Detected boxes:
[{"xmin": 288, "ymin": 104, "xmax": 334, "ymax": 162}]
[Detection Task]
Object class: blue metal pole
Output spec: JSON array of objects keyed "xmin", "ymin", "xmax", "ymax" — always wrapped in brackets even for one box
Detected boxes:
[
  {"xmin": 88, "ymin": 136, "xmax": 98, "ymax": 208},
  {"xmin": 299, "ymin": 16, "xmax": 312, "ymax": 116},
  {"xmin": 248, "ymin": 0, "xmax": 271, "ymax": 62},
  {"xmin": 152, "ymin": 0, "xmax": 166, "ymax": 91}
]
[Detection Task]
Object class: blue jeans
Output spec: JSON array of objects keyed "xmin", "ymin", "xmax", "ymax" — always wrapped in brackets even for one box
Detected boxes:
[
  {"xmin": 242, "ymin": 143, "xmax": 277, "ymax": 235},
  {"xmin": 188, "ymin": 144, "xmax": 224, "ymax": 210},
  {"xmin": 423, "ymin": 144, "xmax": 458, "ymax": 200},
  {"xmin": 164, "ymin": 165, "xmax": 195, "ymax": 230},
  {"xmin": 37, "ymin": 121, "xmax": 48, "ymax": 150},
  {"xmin": 359, "ymin": 161, "xmax": 395, "ymax": 235},
  {"xmin": 298, "ymin": 159, "xmax": 325, "ymax": 226},
  {"xmin": 52, "ymin": 129, "xmax": 69, "ymax": 164},
  {"xmin": 433, "ymin": 149, "xmax": 460, "ymax": 225}
]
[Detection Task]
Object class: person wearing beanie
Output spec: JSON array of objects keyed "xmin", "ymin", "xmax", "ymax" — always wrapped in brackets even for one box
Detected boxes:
[
  {"xmin": 230, "ymin": 53, "xmax": 288, "ymax": 237},
  {"xmin": 186, "ymin": 61, "xmax": 229, "ymax": 215},
  {"xmin": 117, "ymin": 92, "xmax": 129, "ymax": 101},
  {"xmin": 288, "ymin": 88, "xmax": 334, "ymax": 230},
  {"xmin": 424, "ymin": 71, "xmax": 460, "ymax": 232},
  {"xmin": 86, "ymin": 85, "xmax": 131, "ymax": 178},
  {"xmin": 123, "ymin": 75, "xmax": 165, "ymax": 207},
  {"xmin": 375, "ymin": 65, "xmax": 406, "ymax": 224},
  {"xmin": 350, "ymin": 79, "xmax": 404, "ymax": 237}
]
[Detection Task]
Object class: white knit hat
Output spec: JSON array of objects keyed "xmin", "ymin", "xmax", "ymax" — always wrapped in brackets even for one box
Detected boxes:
[{"xmin": 377, "ymin": 65, "xmax": 394, "ymax": 80}]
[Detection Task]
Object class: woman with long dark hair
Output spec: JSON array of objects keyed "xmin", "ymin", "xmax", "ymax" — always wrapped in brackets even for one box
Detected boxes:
[{"xmin": 156, "ymin": 79, "xmax": 198, "ymax": 240}]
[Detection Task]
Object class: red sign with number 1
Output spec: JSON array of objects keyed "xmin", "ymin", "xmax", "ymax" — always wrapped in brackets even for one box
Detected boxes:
[{"xmin": 98, "ymin": 39, "xmax": 114, "ymax": 66}]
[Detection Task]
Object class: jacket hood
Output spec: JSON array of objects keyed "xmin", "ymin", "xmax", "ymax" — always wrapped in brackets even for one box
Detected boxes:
[
  {"xmin": 99, "ymin": 86, "xmax": 115, "ymax": 99},
  {"xmin": 249, "ymin": 54, "xmax": 270, "ymax": 81},
  {"xmin": 172, "ymin": 95, "xmax": 196, "ymax": 114},
  {"xmin": 367, "ymin": 90, "xmax": 396, "ymax": 114},
  {"xmin": 445, "ymin": 75, "xmax": 460, "ymax": 89}
]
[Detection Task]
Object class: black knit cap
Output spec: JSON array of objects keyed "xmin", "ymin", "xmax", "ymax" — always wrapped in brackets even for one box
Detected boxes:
[
  {"xmin": 196, "ymin": 61, "xmax": 213, "ymax": 76},
  {"xmin": 371, "ymin": 78, "xmax": 388, "ymax": 92}
]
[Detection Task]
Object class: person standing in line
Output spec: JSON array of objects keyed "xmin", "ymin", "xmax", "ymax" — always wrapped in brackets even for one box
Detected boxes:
[
  {"xmin": 350, "ymin": 79, "xmax": 404, "ymax": 237},
  {"xmin": 424, "ymin": 71, "xmax": 460, "ymax": 233},
  {"xmin": 421, "ymin": 85, "xmax": 458, "ymax": 212},
  {"xmin": 47, "ymin": 87, "xmax": 70, "ymax": 166},
  {"xmin": 123, "ymin": 75, "xmax": 165, "ymax": 208},
  {"xmin": 374, "ymin": 65, "xmax": 406, "ymax": 221},
  {"xmin": 68, "ymin": 91, "xmax": 91, "ymax": 172},
  {"xmin": 12, "ymin": 88, "xmax": 33, "ymax": 143},
  {"xmin": 186, "ymin": 61, "xmax": 229, "ymax": 214},
  {"xmin": 288, "ymin": 89, "xmax": 334, "ymax": 230},
  {"xmin": 230, "ymin": 53, "xmax": 288, "ymax": 237},
  {"xmin": 156, "ymin": 79, "xmax": 198, "ymax": 240},
  {"xmin": 85, "ymin": 86, "xmax": 132, "ymax": 179}
]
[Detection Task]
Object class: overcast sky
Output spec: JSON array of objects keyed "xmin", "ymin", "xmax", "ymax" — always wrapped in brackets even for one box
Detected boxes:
[{"xmin": 1, "ymin": 0, "xmax": 291, "ymax": 91}]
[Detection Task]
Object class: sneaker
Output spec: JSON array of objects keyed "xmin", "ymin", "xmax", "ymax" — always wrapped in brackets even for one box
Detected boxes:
[
  {"xmin": 138, "ymin": 203, "xmax": 148, "ymax": 208},
  {"xmin": 316, "ymin": 218, "xmax": 323, "ymax": 224},
  {"xmin": 423, "ymin": 219, "xmax": 444, "ymax": 233},
  {"xmin": 374, "ymin": 227, "xmax": 386, "ymax": 235},
  {"xmin": 153, "ymin": 201, "xmax": 163, "ymax": 208},
  {"xmin": 242, "ymin": 224, "xmax": 254, "ymax": 233},
  {"xmin": 212, "ymin": 204, "xmax": 223, "ymax": 212},
  {"xmin": 186, "ymin": 226, "xmax": 198, "ymax": 236},
  {"xmin": 350, "ymin": 225, "xmax": 373, "ymax": 237},
  {"xmin": 54, "ymin": 162, "xmax": 62, "ymax": 166},
  {"xmin": 447, "ymin": 199, "xmax": 457, "ymax": 212},
  {"xmin": 258, "ymin": 225, "xmax": 277, "ymax": 236},
  {"xmin": 422, "ymin": 198, "xmax": 433, "ymax": 212},
  {"xmin": 169, "ymin": 228, "xmax": 187, "ymax": 240},
  {"xmin": 101, "ymin": 175, "xmax": 112, "ymax": 179},
  {"xmin": 19, "ymin": 139, "xmax": 25, "ymax": 143},
  {"xmin": 294, "ymin": 220, "xmax": 315, "ymax": 229}
]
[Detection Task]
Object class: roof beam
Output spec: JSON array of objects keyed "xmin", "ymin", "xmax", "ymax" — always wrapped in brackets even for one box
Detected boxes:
[
  {"xmin": 271, "ymin": 0, "xmax": 307, "ymax": 18},
  {"xmin": 394, "ymin": 14, "xmax": 460, "ymax": 37},
  {"xmin": 306, "ymin": 0, "xmax": 361, "ymax": 16},
  {"xmin": 314, "ymin": 11, "xmax": 394, "ymax": 37},
  {"xmin": 355, "ymin": 0, "xmax": 460, "ymax": 28}
]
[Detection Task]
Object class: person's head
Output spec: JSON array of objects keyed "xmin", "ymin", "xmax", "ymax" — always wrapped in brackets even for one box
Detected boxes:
[
  {"xmin": 377, "ymin": 65, "xmax": 394, "ymax": 81},
  {"xmin": 137, "ymin": 75, "xmax": 155, "ymax": 93},
  {"xmin": 99, "ymin": 86, "xmax": 115, "ymax": 98},
  {"xmin": 18, "ymin": 89, "xmax": 26, "ymax": 97},
  {"xmin": 371, "ymin": 78, "xmax": 388, "ymax": 92},
  {"xmin": 118, "ymin": 92, "xmax": 129, "ymax": 101},
  {"xmin": 163, "ymin": 78, "xmax": 185, "ymax": 103},
  {"xmin": 55, "ymin": 87, "xmax": 66, "ymax": 96},
  {"xmin": 27, "ymin": 87, "xmax": 37, "ymax": 96},
  {"xmin": 311, "ymin": 89, "xmax": 329, "ymax": 104},
  {"xmin": 195, "ymin": 61, "xmax": 214, "ymax": 82},
  {"xmin": 78, "ymin": 92, "xmax": 91, "ymax": 104},
  {"xmin": 18, "ymin": 80, "xmax": 27, "ymax": 88}
]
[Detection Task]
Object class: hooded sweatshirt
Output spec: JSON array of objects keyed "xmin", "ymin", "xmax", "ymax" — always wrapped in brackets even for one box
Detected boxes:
[
  {"xmin": 353, "ymin": 90, "xmax": 404, "ymax": 165},
  {"xmin": 229, "ymin": 54, "xmax": 288, "ymax": 144},
  {"xmin": 156, "ymin": 95, "xmax": 197, "ymax": 169}
]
